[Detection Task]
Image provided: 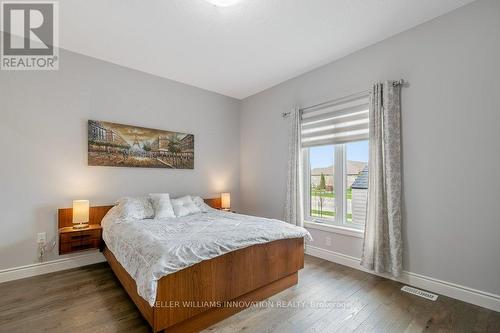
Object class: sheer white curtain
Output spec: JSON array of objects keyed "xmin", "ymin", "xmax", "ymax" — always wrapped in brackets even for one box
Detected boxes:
[
  {"xmin": 361, "ymin": 82, "xmax": 403, "ymax": 276},
  {"xmin": 284, "ymin": 107, "xmax": 304, "ymax": 226}
]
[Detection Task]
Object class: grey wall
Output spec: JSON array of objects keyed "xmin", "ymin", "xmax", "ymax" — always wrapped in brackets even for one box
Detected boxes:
[
  {"xmin": 240, "ymin": 0, "xmax": 500, "ymax": 296},
  {"xmin": 1, "ymin": 0, "xmax": 499, "ymax": 300},
  {"xmin": 0, "ymin": 49, "xmax": 241, "ymax": 270}
]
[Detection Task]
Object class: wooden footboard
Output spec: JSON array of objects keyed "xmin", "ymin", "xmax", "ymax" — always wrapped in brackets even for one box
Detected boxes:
[
  {"xmin": 103, "ymin": 247, "xmax": 155, "ymax": 324},
  {"xmin": 103, "ymin": 237, "xmax": 304, "ymax": 333}
]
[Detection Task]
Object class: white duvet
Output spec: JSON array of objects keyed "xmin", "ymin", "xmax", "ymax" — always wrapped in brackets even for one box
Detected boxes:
[{"xmin": 102, "ymin": 209, "xmax": 311, "ymax": 306}]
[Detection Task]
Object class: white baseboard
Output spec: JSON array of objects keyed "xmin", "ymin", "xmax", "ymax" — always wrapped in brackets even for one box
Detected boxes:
[
  {"xmin": 0, "ymin": 251, "xmax": 106, "ymax": 284},
  {"xmin": 305, "ymin": 245, "xmax": 500, "ymax": 313},
  {"xmin": 1, "ymin": 246, "xmax": 498, "ymax": 313}
]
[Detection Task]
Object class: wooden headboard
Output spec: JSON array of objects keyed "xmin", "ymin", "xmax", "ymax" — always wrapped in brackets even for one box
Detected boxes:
[
  {"xmin": 58, "ymin": 198, "xmax": 222, "ymax": 229},
  {"xmin": 203, "ymin": 197, "xmax": 221, "ymax": 211}
]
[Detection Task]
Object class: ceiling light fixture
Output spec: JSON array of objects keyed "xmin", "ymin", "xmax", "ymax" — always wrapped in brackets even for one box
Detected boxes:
[{"xmin": 204, "ymin": 0, "xmax": 242, "ymax": 7}]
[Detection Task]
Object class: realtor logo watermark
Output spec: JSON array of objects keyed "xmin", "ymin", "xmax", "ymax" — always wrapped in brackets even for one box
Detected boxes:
[{"xmin": 1, "ymin": 1, "xmax": 59, "ymax": 70}]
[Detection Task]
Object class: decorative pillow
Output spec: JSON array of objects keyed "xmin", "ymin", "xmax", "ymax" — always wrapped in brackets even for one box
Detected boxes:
[
  {"xmin": 149, "ymin": 193, "xmax": 175, "ymax": 219},
  {"xmin": 114, "ymin": 196, "xmax": 154, "ymax": 222},
  {"xmin": 171, "ymin": 195, "xmax": 201, "ymax": 217},
  {"xmin": 191, "ymin": 196, "xmax": 215, "ymax": 212}
]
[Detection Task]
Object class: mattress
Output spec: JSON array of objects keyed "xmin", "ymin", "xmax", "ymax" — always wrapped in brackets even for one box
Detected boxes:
[{"xmin": 102, "ymin": 209, "xmax": 311, "ymax": 306}]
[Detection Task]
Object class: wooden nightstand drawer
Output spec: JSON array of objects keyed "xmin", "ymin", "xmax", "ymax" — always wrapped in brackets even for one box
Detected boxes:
[
  {"xmin": 60, "ymin": 238, "xmax": 101, "ymax": 254},
  {"xmin": 60, "ymin": 230, "xmax": 100, "ymax": 243},
  {"xmin": 59, "ymin": 224, "xmax": 102, "ymax": 255}
]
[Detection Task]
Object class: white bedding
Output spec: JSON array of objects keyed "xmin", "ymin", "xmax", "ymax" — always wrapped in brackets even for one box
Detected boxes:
[{"xmin": 102, "ymin": 208, "xmax": 311, "ymax": 306}]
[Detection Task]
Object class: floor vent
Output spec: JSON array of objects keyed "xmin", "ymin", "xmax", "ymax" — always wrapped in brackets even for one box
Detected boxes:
[{"xmin": 401, "ymin": 285, "xmax": 438, "ymax": 301}]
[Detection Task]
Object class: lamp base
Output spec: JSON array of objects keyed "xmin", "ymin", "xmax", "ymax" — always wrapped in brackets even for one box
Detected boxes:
[
  {"xmin": 221, "ymin": 208, "xmax": 230, "ymax": 212},
  {"xmin": 73, "ymin": 223, "xmax": 89, "ymax": 230}
]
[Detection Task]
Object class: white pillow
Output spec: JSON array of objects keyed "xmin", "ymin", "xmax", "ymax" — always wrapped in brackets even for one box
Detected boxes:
[
  {"xmin": 114, "ymin": 196, "xmax": 154, "ymax": 222},
  {"xmin": 171, "ymin": 195, "xmax": 201, "ymax": 217},
  {"xmin": 191, "ymin": 196, "xmax": 215, "ymax": 212},
  {"xmin": 149, "ymin": 193, "xmax": 175, "ymax": 219}
]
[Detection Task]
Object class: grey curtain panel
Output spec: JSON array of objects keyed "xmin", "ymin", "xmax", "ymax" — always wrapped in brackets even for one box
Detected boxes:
[
  {"xmin": 361, "ymin": 82, "xmax": 403, "ymax": 276},
  {"xmin": 284, "ymin": 107, "xmax": 304, "ymax": 227}
]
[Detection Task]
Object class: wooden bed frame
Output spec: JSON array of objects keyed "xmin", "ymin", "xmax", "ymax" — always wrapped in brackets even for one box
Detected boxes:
[{"xmin": 58, "ymin": 199, "xmax": 305, "ymax": 333}]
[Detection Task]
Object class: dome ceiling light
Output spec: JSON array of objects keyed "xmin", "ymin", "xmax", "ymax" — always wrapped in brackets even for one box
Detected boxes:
[{"xmin": 204, "ymin": 0, "xmax": 242, "ymax": 7}]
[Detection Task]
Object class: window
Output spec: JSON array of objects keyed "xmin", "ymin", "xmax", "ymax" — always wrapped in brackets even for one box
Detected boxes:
[
  {"xmin": 346, "ymin": 140, "xmax": 369, "ymax": 226},
  {"xmin": 308, "ymin": 145, "xmax": 335, "ymax": 220},
  {"xmin": 301, "ymin": 94, "xmax": 369, "ymax": 229}
]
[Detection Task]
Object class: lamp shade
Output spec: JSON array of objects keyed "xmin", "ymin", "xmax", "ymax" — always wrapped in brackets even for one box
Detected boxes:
[
  {"xmin": 221, "ymin": 193, "xmax": 231, "ymax": 209},
  {"xmin": 72, "ymin": 200, "xmax": 89, "ymax": 224}
]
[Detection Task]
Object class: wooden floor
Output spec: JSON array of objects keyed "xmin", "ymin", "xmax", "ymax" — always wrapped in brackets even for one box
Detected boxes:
[{"xmin": 0, "ymin": 255, "xmax": 499, "ymax": 333}]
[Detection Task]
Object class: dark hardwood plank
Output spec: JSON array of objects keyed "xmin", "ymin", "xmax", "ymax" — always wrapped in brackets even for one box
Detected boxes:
[
  {"xmin": 0, "ymin": 255, "xmax": 499, "ymax": 333},
  {"xmin": 0, "ymin": 262, "xmax": 149, "ymax": 333}
]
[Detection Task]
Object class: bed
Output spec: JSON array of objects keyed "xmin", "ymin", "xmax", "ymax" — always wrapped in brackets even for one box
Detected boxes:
[{"xmin": 58, "ymin": 199, "xmax": 310, "ymax": 333}]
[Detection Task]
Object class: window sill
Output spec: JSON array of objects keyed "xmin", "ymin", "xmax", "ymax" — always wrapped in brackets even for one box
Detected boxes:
[{"xmin": 304, "ymin": 221, "xmax": 365, "ymax": 238}]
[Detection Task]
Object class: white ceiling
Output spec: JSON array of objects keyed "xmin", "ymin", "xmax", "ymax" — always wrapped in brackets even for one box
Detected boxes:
[{"xmin": 59, "ymin": 0, "xmax": 474, "ymax": 99}]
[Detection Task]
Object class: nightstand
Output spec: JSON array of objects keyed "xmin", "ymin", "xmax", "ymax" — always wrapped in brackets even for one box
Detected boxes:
[{"xmin": 59, "ymin": 224, "xmax": 102, "ymax": 255}]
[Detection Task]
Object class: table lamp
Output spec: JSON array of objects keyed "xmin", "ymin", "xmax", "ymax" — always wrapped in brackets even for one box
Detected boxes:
[
  {"xmin": 73, "ymin": 200, "xmax": 90, "ymax": 229},
  {"xmin": 221, "ymin": 192, "xmax": 231, "ymax": 211}
]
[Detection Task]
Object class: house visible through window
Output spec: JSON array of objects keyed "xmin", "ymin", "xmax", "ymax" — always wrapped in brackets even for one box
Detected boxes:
[
  {"xmin": 301, "ymin": 94, "xmax": 369, "ymax": 229},
  {"xmin": 346, "ymin": 141, "xmax": 369, "ymax": 226}
]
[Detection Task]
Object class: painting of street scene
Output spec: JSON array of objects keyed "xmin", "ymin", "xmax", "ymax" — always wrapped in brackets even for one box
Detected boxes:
[{"xmin": 88, "ymin": 120, "xmax": 194, "ymax": 169}]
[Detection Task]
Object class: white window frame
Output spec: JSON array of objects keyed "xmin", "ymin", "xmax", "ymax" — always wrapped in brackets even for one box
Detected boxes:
[{"xmin": 302, "ymin": 143, "xmax": 365, "ymax": 233}]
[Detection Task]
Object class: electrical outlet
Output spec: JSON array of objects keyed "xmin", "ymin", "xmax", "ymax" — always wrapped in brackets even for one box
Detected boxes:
[
  {"xmin": 37, "ymin": 232, "xmax": 47, "ymax": 244},
  {"xmin": 325, "ymin": 236, "xmax": 332, "ymax": 246}
]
